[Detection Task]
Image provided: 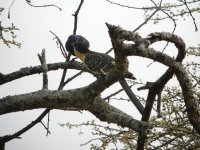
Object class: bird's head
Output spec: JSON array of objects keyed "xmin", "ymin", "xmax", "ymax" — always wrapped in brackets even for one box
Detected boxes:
[{"xmin": 65, "ymin": 35, "xmax": 90, "ymax": 56}]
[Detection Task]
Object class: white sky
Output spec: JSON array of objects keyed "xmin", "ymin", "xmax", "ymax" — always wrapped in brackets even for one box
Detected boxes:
[{"xmin": 0, "ymin": 0, "xmax": 200, "ymax": 149}]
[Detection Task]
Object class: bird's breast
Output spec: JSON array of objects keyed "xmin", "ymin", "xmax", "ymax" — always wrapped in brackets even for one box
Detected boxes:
[{"xmin": 74, "ymin": 49, "xmax": 86, "ymax": 62}]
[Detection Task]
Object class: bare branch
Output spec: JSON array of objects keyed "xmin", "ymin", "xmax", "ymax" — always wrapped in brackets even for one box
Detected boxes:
[
  {"xmin": 133, "ymin": 8, "xmax": 159, "ymax": 32},
  {"xmin": 72, "ymin": 0, "xmax": 85, "ymax": 35},
  {"xmin": 25, "ymin": 0, "xmax": 61, "ymax": 11},
  {"xmin": 40, "ymin": 121, "xmax": 51, "ymax": 136},
  {"xmin": 0, "ymin": 109, "xmax": 50, "ymax": 143},
  {"xmin": 103, "ymin": 88, "xmax": 124, "ymax": 101},
  {"xmin": 151, "ymin": 0, "xmax": 177, "ymax": 34},
  {"xmin": 8, "ymin": 0, "xmax": 16, "ymax": 19},
  {"xmin": 0, "ymin": 61, "xmax": 86, "ymax": 86},
  {"xmin": 182, "ymin": 0, "xmax": 198, "ymax": 31},
  {"xmin": 105, "ymin": 0, "xmax": 156, "ymax": 10},
  {"xmin": 57, "ymin": 0, "xmax": 85, "ymax": 90},
  {"xmin": 147, "ymin": 0, "xmax": 177, "ymax": 67},
  {"xmin": 50, "ymin": 31, "xmax": 67, "ymax": 59},
  {"xmin": 63, "ymin": 71, "xmax": 83, "ymax": 85},
  {"xmin": 38, "ymin": 49, "xmax": 48, "ymax": 90}
]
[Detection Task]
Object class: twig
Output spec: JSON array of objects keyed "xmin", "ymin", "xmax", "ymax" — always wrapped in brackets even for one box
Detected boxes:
[
  {"xmin": 183, "ymin": 0, "xmax": 198, "ymax": 31},
  {"xmin": 0, "ymin": 48, "xmax": 53, "ymax": 146},
  {"xmin": 50, "ymin": 31, "xmax": 67, "ymax": 59},
  {"xmin": 58, "ymin": 0, "xmax": 85, "ymax": 90},
  {"xmin": 38, "ymin": 49, "xmax": 48, "ymax": 90},
  {"xmin": 147, "ymin": 0, "xmax": 177, "ymax": 67},
  {"xmin": 150, "ymin": 7, "xmax": 200, "ymax": 21},
  {"xmin": 106, "ymin": 0, "xmax": 200, "ymax": 10},
  {"xmin": 46, "ymin": 110, "xmax": 51, "ymax": 136},
  {"xmin": 105, "ymin": 0, "xmax": 156, "ymax": 10},
  {"xmin": 8, "ymin": 0, "xmax": 16, "ymax": 19},
  {"xmin": 25, "ymin": 0, "xmax": 61, "ymax": 11},
  {"xmin": 40, "ymin": 121, "xmax": 51, "ymax": 136},
  {"xmin": 155, "ymin": 138, "xmax": 176, "ymax": 149},
  {"xmin": 0, "ymin": 109, "xmax": 50, "ymax": 143},
  {"xmin": 133, "ymin": 8, "xmax": 159, "ymax": 32},
  {"xmin": 63, "ymin": 71, "xmax": 83, "ymax": 85},
  {"xmin": 73, "ymin": 0, "xmax": 84, "ymax": 35},
  {"xmin": 150, "ymin": 0, "xmax": 176, "ymax": 34},
  {"xmin": 58, "ymin": 69, "xmax": 68, "ymax": 90},
  {"xmin": 80, "ymin": 137, "xmax": 104, "ymax": 146},
  {"xmin": 103, "ymin": 88, "xmax": 124, "ymax": 101},
  {"xmin": 38, "ymin": 49, "xmax": 50, "ymax": 136},
  {"xmin": 105, "ymin": 48, "xmax": 113, "ymax": 55}
]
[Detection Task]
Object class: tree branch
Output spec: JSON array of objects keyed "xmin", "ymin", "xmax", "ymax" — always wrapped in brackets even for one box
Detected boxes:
[
  {"xmin": 124, "ymin": 41, "xmax": 200, "ymax": 134},
  {"xmin": 0, "ymin": 61, "xmax": 87, "ymax": 85},
  {"xmin": 50, "ymin": 31, "xmax": 67, "ymax": 59},
  {"xmin": 72, "ymin": 0, "xmax": 84, "ymax": 35},
  {"xmin": 0, "ymin": 89, "xmax": 151, "ymax": 133},
  {"xmin": 105, "ymin": 24, "xmax": 199, "ymax": 149},
  {"xmin": 0, "ymin": 109, "xmax": 50, "ymax": 143},
  {"xmin": 182, "ymin": 0, "xmax": 198, "ymax": 31},
  {"xmin": 25, "ymin": 0, "xmax": 61, "ymax": 11},
  {"xmin": 38, "ymin": 49, "xmax": 48, "ymax": 90}
]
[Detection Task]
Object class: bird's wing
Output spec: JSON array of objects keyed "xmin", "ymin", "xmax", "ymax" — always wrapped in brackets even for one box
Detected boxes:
[{"xmin": 84, "ymin": 52, "xmax": 115, "ymax": 73}]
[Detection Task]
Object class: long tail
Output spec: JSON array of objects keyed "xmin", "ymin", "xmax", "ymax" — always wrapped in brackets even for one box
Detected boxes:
[{"xmin": 119, "ymin": 78, "xmax": 144, "ymax": 114}]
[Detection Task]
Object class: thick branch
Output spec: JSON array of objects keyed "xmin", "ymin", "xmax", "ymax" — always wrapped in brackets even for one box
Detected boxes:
[
  {"xmin": 106, "ymin": 23, "xmax": 145, "ymax": 114},
  {"xmin": 89, "ymin": 96, "xmax": 149, "ymax": 133},
  {"xmin": 0, "ymin": 89, "xmax": 151, "ymax": 133}
]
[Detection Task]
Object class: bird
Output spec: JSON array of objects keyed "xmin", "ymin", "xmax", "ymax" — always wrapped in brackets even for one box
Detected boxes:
[
  {"xmin": 65, "ymin": 35, "xmax": 144, "ymax": 114},
  {"xmin": 65, "ymin": 35, "xmax": 90, "ymax": 56}
]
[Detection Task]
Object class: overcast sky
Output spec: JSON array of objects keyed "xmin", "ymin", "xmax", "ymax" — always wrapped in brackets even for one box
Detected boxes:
[{"xmin": 0, "ymin": 0, "xmax": 200, "ymax": 149}]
